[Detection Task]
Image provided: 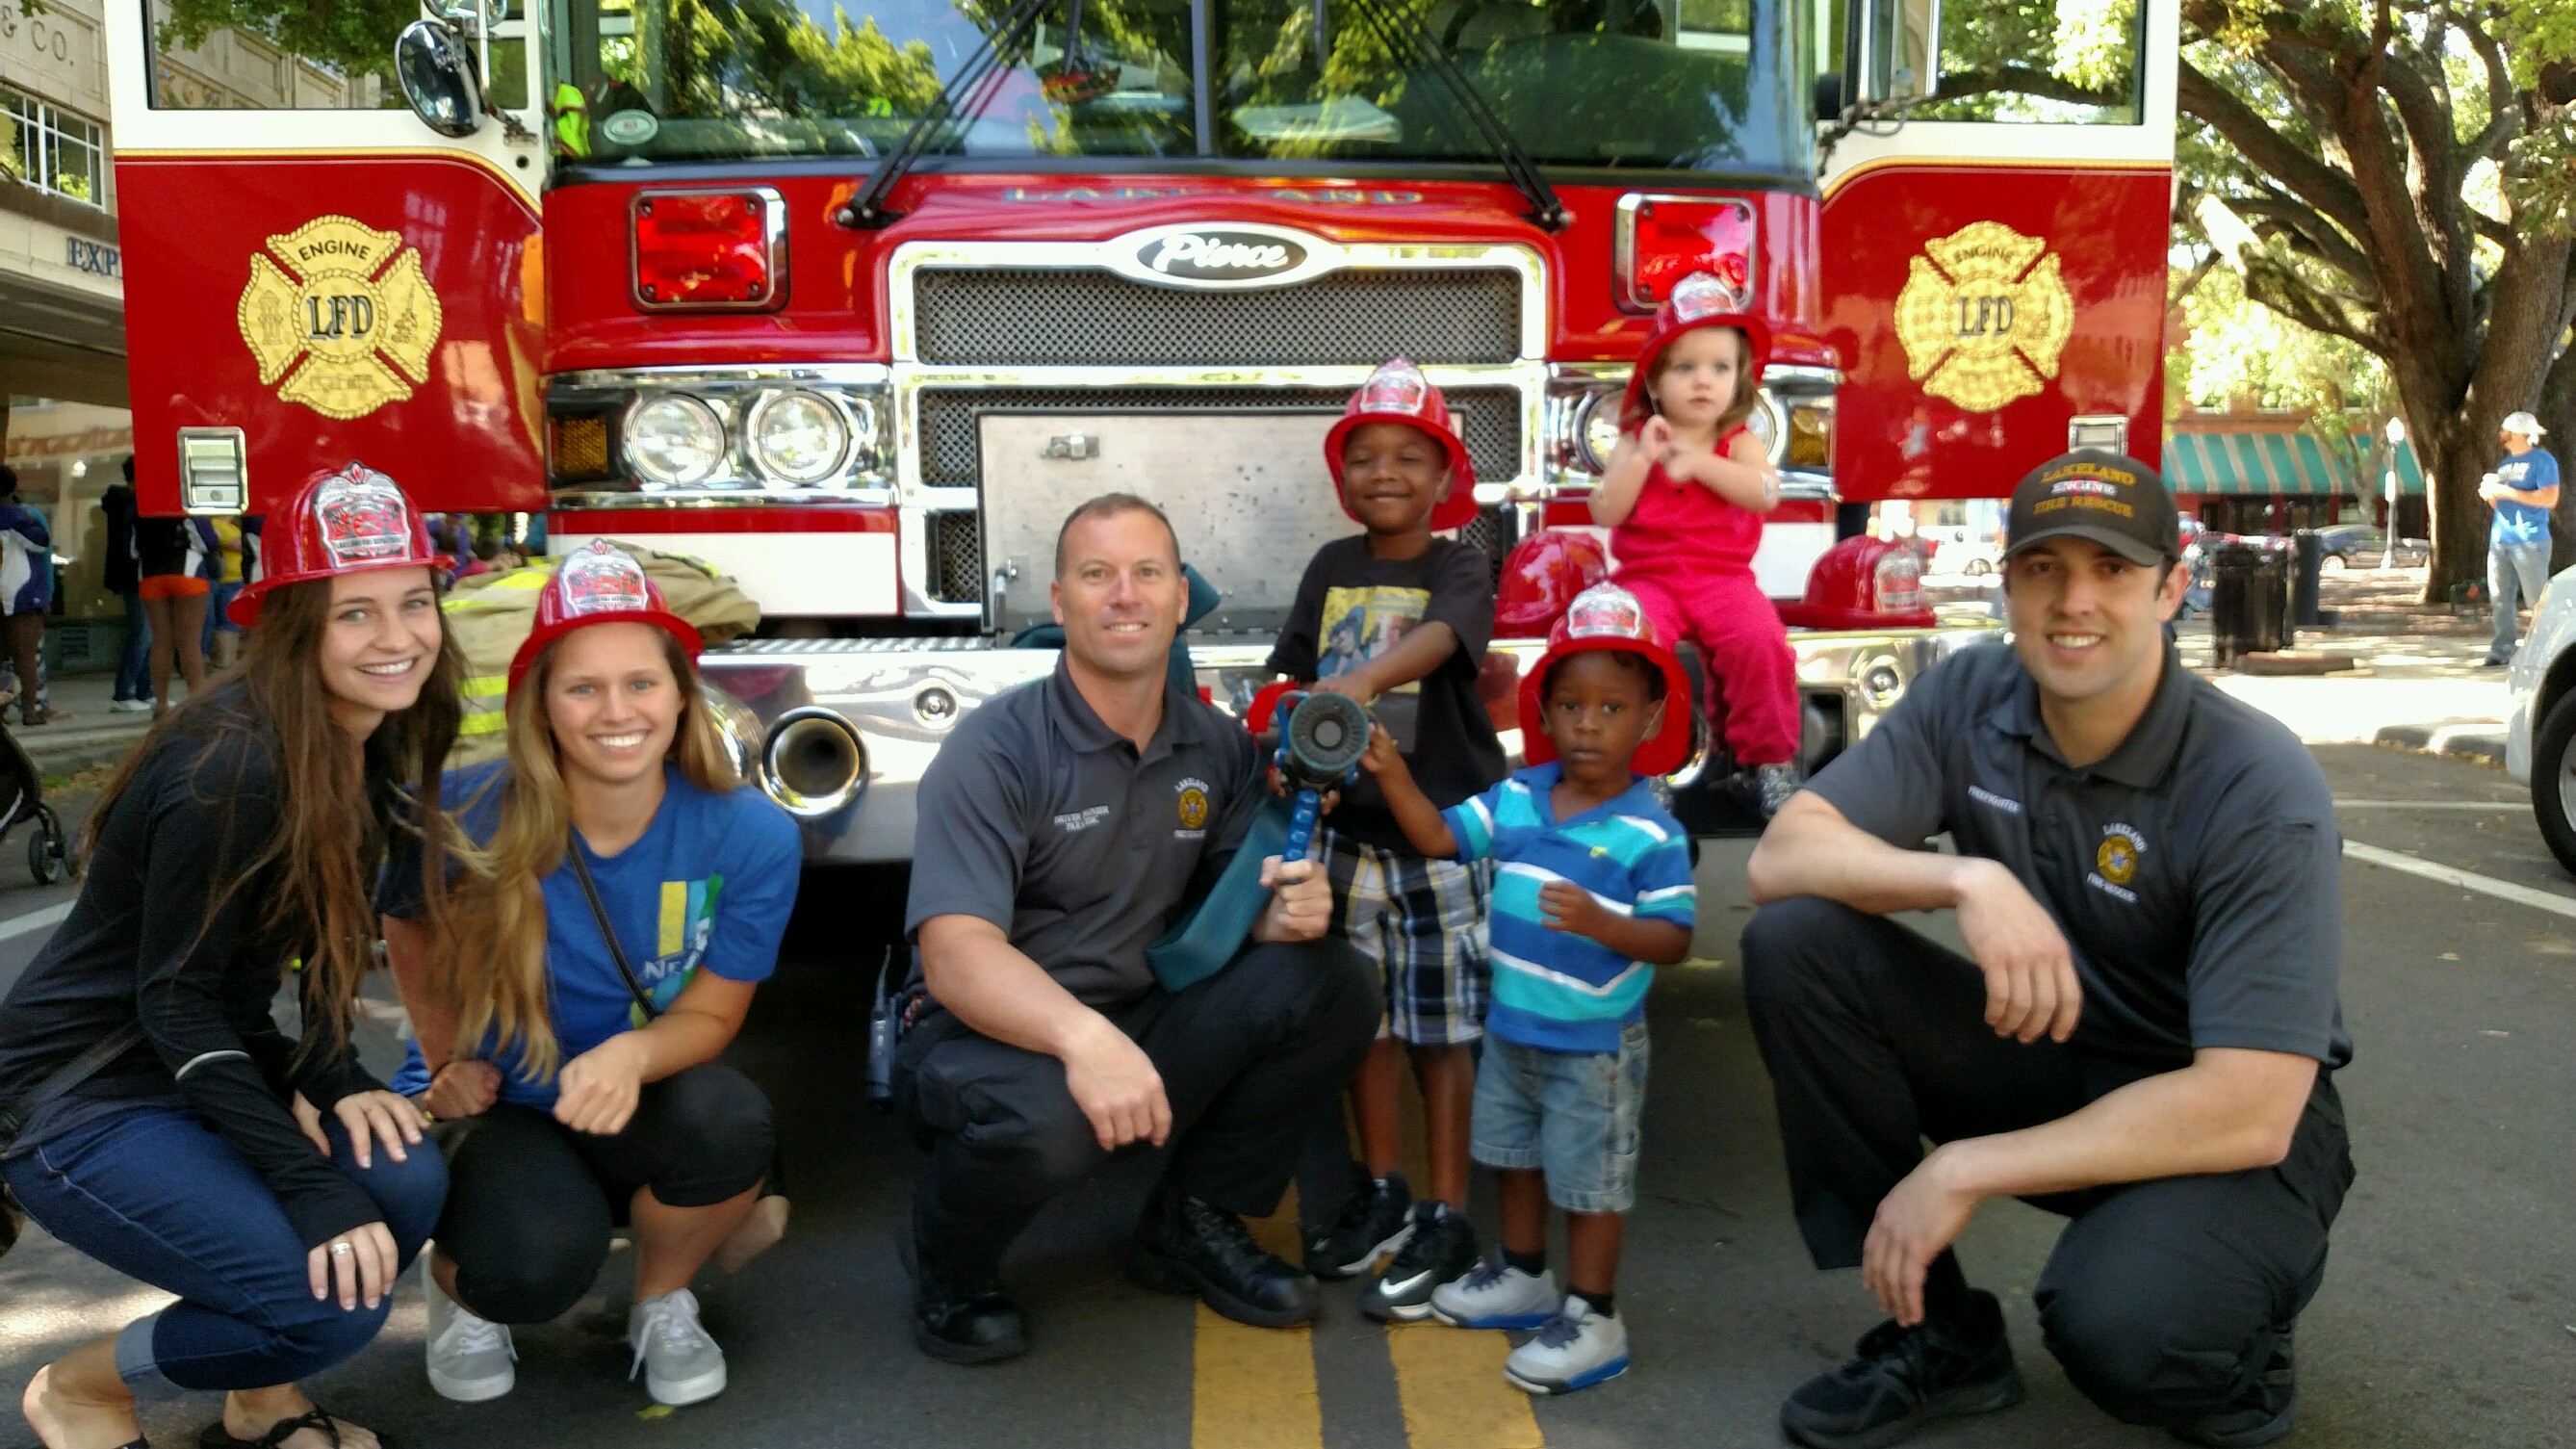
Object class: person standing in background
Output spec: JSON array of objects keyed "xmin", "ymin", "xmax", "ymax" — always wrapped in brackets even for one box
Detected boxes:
[
  {"xmin": 105, "ymin": 458, "xmax": 152, "ymax": 713},
  {"xmin": 204, "ymin": 516, "xmax": 250, "ymax": 671},
  {"xmin": 2480, "ymin": 411, "xmax": 2559, "ymax": 667},
  {"xmin": 136, "ymin": 505, "xmax": 217, "ymax": 717},
  {"xmin": 0, "ymin": 467, "xmax": 54, "ymax": 726}
]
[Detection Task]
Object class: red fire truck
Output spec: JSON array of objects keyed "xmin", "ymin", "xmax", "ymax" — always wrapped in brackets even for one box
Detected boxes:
[{"xmin": 104, "ymin": 0, "xmax": 2176, "ymax": 861}]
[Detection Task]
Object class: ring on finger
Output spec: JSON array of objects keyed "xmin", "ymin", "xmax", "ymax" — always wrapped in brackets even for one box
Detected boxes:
[{"xmin": 331, "ymin": 1242, "xmax": 353, "ymax": 1255}]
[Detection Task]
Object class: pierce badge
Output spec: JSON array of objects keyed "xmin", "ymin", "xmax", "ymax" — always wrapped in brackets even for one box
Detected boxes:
[
  {"xmin": 238, "ymin": 216, "xmax": 444, "ymax": 421},
  {"xmin": 1893, "ymin": 221, "xmax": 2074, "ymax": 413}
]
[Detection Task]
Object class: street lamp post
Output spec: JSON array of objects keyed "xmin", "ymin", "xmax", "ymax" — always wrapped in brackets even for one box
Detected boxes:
[{"xmin": 2383, "ymin": 416, "xmax": 2405, "ymax": 571}]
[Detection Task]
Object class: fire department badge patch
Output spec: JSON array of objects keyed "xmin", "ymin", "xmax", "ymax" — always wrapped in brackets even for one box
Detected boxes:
[
  {"xmin": 1892, "ymin": 221, "xmax": 2074, "ymax": 413},
  {"xmin": 238, "ymin": 216, "xmax": 444, "ymax": 421}
]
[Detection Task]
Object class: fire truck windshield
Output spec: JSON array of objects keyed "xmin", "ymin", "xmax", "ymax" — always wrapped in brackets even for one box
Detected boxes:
[{"xmin": 551, "ymin": 0, "xmax": 1815, "ymax": 176}]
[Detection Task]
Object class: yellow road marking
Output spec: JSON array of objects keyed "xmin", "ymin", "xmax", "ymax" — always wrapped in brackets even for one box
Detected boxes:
[
  {"xmin": 1192, "ymin": 1306, "xmax": 1325, "ymax": 1449},
  {"xmin": 1193, "ymin": 1188, "xmax": 1324, "ymax": 1449},
  {"xmin": 1387, "ymin": 1322, "xmax": 1545, "ymax": 1449}
]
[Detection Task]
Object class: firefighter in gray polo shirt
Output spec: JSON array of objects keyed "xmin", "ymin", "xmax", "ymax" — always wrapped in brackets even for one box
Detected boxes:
[
  {"xmin": 896, "ymin": 493, "xmax": 1378, "ymax": 1365},
  {"xmin": 1741, "ymin": 452, "xmax": 2355, "ymax": 1449}
]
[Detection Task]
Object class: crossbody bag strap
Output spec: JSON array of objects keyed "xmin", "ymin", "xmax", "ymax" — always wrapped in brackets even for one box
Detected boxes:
[
  {"xmin": 0, "ymin": 1021, "xmax": 147, "ymax": 1141},
  {"xmin": 567, "ymin": 843, "xmax": 658, "ymax": 1022}
]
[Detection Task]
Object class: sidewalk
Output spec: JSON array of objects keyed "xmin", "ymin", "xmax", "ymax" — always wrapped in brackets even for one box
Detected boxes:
[{"xmin": 8, "ymin": 669, "xmax": 160, "ymax": 778}]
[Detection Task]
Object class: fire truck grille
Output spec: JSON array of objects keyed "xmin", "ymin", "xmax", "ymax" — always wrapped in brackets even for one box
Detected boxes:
[
  {"xmin": 926, "ymin": 510, "xmax": 985, "ymax": 605},
  {"xmin": 1458, "ymin": 505, "xmax": 1515, "ymax": 588},
  {"xmin": 910, "ymin": 269, "xmax": 1525, "ymax": 367},
  {"xmin": 916, "ymin": 387, "xmax": 1524, "ymax": 491}
]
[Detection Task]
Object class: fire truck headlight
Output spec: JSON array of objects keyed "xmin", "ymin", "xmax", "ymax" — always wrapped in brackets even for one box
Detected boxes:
[
  {"xmin": 628, "ymin": 395, "xmax": 727, "ymax": 487},
  {"xmin": 749, "ymin": 390, "xmax": 851, "ymax": 486},
  {"xmin": 1745, "ymin": 389, "xmax": 1786, "ymax": 462},
  {"xmin": 1577, "ymin": 391, "xmax": 1624, "ymax": 473}
]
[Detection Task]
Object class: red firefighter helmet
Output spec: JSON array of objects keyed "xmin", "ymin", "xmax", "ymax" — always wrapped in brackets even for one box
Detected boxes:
[
  {"xmin": 507, "ymin": 539, "xmax": 704, "ymax": 691},
  {"xmin": 1518, "ymin": 582, "xmax": 1696, "ymax": 778},
  {"xmin": 1494, "ymin": 529, "xmax": 1610, "ymax": 638},
  {"xmin": 1325, "ymin": 357, "xmax": 1481, "ymax": 533},
  {"xmin": 1776, "ymin": 535, "xmax": 1937, "ymax": 632},
  {"xmin": 228, "ymin": 461, "xmax": 449, "ymax": 628},
  {"xmin": 1620, "ymin": 271, "xmax": 1774, "ymax": 434}
]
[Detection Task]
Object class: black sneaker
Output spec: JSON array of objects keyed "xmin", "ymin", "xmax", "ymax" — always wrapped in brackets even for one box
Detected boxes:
[
  {"xmin": 2171, "ymin": 1326, "xmax": 2297, "ymax": 1448},
  {"xmin": 1303, "ymin": 1167, "xmax": 1416, "ymax": 1281},
  {"xmin": 1357, "ymin": 1202, "xmax": 1480, "ymax": 1322},
  {"xmin": 1128, "ymin": 1189, "xmax": 1320, "ymax": 1328},
  {"xmin": 899, "ymin": 1228, "xmax": 1027, "ymax": 1365},
  {"xmin": 1780, "ymin": 1290, "xmax": 2023, "ymax": 1449}
]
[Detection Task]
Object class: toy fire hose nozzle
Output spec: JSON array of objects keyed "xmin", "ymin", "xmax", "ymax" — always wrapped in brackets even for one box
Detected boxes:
[{"xmin": 1275, "ymin": 690, "xmax": 1374, "ymax": 865}]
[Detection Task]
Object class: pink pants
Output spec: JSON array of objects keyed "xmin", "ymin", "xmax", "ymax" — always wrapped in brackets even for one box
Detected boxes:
[{"xmin": 1616, "ymin": 566, "xmax": 1801, "ymax": 767}]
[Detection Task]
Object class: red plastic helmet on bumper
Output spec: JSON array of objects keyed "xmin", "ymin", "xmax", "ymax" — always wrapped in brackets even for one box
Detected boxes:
[
  {"xmin": 1495, "ymin": 529, "xmax": 1610, "ymax": 638},
  {"xmin": 1775, "ymin": 535, "xmax": 1938, "ymax": 632}
]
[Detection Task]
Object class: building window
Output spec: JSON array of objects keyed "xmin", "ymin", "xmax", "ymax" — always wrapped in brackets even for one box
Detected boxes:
[{"xmin": 0, "ymin": 87, "xmax": 107, "ymax": 208}]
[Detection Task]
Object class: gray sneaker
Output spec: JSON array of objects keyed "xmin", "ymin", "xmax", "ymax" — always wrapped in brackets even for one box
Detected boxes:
[
  {"xmin": 424, "ymin": 1258, "xmax": 516, "ymax": 1403},
  {"xmin": 1430, "ymin": 1255, "xmax": 1559, "ymax": 1331},
  {"xmin": 629, "ymin": 1287, "xmax": 728, "ymax": 1406},
  {"xmin": 1504, "ymin": 1296, "xmax": 1630, "ymax": 1395}
]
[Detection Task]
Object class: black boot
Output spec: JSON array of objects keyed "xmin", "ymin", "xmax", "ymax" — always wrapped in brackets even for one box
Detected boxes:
[
  {"xmin": 1128, "ymin": 1187, "xmax": 1320, "ymax": 1328},
  {"xmin": 1780, "ymin": 1289, "xmax": 2022, "ymax": 1448},
  {"xmin": 901, "ymin": 1220, "xmax": 1028, "ymax": 1365}
]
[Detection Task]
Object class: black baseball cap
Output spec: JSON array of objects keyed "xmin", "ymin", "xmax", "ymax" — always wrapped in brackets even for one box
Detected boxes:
[{"xmin": 2004, "ymin": 450, "xmax": 2179, "ymax": 567}]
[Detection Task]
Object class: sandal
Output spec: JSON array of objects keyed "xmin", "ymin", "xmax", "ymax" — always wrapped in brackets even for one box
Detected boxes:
[{"xmin": 196, "ymin": 1407, "xmax": 392, "ymax": 1449}]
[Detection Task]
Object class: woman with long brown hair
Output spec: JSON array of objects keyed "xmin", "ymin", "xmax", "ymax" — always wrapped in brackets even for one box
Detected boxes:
[
  {"xmin": 381, "ymin": 541, "xmax": 798, "ymax": 1410},
  {"xmin": 0, "ymin": 463, "xmax": 466, "ymax": 1449}
]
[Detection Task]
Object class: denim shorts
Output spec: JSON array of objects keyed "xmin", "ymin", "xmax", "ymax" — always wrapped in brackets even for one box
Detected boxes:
[{"xmin": 1469, "ymin": 1022, "xmax": 1650, "ymax": 1213}]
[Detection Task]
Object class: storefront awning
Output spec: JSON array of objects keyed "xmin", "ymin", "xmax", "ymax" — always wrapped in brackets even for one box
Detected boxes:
[{"xmin": 2164, "ymin": 430, "xmax": 2356, "ymax": 497}]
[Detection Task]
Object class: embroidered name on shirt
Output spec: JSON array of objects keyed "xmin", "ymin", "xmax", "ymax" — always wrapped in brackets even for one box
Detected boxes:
[
  {"xmin": 1054, "ymin": 805, "xmax": 1111, "ymax": 833},
  {"xmin": 1969, "ymin": 785, "xmax": 2022, "ymax": 815}
]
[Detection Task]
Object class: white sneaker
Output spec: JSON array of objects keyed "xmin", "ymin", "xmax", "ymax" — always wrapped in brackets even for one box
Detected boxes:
[
  {"xmin": 424, "ymin": 1258, "xmax": 516, "ymax": 1403},
  {"xmin": 1503, "ymin": 1295, "xmax": 1630, "ymax": 1395},
  {"xmin": 1430, "ymin": 1255, "xmax": 1560, "ymax": 1330},
  {"xmin": 629, "ymin": 1287, "xmax": 727, "ymax": 1406},
  {"xmin": 109, "ymin": 698, "xmax": 153, "ymax": 713}
]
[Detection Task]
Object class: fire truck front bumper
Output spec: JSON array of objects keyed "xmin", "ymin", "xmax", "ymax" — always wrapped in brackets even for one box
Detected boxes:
[{"xmin": 700, "ymin": 625, "xmax": 1996, "ymax": 865}]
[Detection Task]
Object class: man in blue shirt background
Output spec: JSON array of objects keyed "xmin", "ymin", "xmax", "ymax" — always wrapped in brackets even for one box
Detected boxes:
[{"xmin": 2481, "ymin": 410, "xmax": 2560, "ymax": 666}]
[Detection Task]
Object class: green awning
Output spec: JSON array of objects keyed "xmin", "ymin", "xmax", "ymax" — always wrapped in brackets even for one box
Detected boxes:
[{"xmin": 2164, "ymin": 429, "xmax": 2357, "ymax": 497}]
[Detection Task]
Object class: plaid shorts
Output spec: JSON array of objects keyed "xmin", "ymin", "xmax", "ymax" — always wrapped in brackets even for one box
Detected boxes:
[{"xmin": 1320, "ymin": 828, "xmax": 1492, "ymax": 1046}]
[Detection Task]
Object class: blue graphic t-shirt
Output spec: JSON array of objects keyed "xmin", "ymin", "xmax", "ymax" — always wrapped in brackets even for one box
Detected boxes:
[
  {"xmin": 2492, "ymin": 448, "xmax": 2559, "ymax": 547},
  {"xmin": 384, "ymin": 759, "xmax": 802, "ymax": 1108}
]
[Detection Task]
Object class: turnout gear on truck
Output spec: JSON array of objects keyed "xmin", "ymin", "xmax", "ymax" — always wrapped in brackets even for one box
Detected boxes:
[{"xmin": 441, "ymin": 542, "xmax": 759, "ymax": 765}]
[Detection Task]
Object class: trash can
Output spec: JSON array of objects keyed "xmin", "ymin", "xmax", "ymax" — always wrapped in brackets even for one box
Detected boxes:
[
  {"xmin": 2289, "ymin": 530, "xmax": 2325, "ymax": 626},
  {"xmin": 2209, "ymin": 541, "xmax": 2288, "ymax": 666}
]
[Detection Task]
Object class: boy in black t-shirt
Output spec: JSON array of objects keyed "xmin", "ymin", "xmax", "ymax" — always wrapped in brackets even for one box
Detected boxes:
[{"xmin": 1269, "ymin": 359, "xmax": 1507, "ymax": 1321}]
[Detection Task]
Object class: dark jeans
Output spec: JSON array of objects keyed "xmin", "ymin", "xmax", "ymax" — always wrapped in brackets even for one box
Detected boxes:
[
  {"xmin": 896, "ymin": 937, "xmax": 1378, "ymax": 1281},
  {"xmin": 434, "ymin": 1063, "xmax": 773, "ymax": 1325},
  {"xmin": 1, "ymin": 1100, "xmax": 446, "ymax": 1393},
  {"xmin": 1740, "ymin": 897, "xmax": 2355, "ymax": 1430},
  {"xmin": 114, "ymin": 589, "xmax": 150, "ymax": 702}
]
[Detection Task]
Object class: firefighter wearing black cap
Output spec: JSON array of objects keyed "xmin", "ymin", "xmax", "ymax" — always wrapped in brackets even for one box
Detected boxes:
[{"xmin": 1740, "ymin": 451, "xmax": 2355, "ymax": 1449}]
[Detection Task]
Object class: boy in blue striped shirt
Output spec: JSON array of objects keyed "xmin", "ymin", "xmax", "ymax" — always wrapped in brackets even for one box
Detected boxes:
[{"xmin": 1360, "ymin": 582, "xmax": 1698, "ymax": 1395}]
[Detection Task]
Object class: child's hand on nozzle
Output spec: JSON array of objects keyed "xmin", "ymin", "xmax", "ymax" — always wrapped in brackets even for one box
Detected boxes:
[
  {"xmin": 1539, "ymin": 881, "xmax": 1615, "ymax": 942},
  {"xmin": 1360, "ymin": 723, "xmax": 1404, "ymax": 777}
]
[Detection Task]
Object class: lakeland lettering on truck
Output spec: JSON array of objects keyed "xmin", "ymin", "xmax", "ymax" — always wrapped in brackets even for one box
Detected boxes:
[{"xmin": 104, "ymin": 0, "xmax": 2177, "ymax": 864}]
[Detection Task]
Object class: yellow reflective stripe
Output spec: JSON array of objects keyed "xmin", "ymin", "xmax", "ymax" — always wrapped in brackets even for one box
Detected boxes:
[
  {"xmin": 462, "ymin": 675, "xmax": 508, "ymax": 698},
  {"xmin": 458, "ymin": 713, "xmax": 508, "ymax": 736}
]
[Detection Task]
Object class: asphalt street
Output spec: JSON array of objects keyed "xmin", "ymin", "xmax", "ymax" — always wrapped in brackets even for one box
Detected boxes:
[{"xmin": 0, "ymin": 743, "xmax": 2570, "ymax": 1448}]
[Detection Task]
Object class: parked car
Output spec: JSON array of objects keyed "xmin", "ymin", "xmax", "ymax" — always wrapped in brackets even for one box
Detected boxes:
[
  {"xmin": 2315, "ymin": 525, "xmax": 2429, "ymax": 570},
  {"xmin": 2503, "ymin": 569, "xmax": 2576, "ymax": 872}
]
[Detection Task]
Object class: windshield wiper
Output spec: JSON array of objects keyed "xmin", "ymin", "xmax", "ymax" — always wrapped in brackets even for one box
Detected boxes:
[
  {"xmin": 1338, "ymin": 0, "xmax": 1566, "ymax": 232},
  {"xmin": 837, "ymin": 0, "xmax": 1055, "ymax": 230}
]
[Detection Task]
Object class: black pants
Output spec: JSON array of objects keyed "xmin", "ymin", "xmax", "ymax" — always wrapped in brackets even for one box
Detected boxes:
[
  {"xmin": 435, "ymin": 1062, "xmax": 775, "ymax": 1324},
  {"xmin": 895, "ymin": 938, "xmax": 1378, "ymax": 1281},
  {"xmin": 1740, "ymin": 897, "xmax": 2355, "ymax": 1430}
]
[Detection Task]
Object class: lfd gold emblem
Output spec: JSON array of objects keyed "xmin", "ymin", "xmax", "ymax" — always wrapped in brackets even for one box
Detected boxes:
[
  {"xmin": 2096, "ymin": 829, "xmax": 2141, "ymax": 887},
  {"xmin": 237, "ymin": 217, "xmax": 443, "ymax": 421},
  {"xmin": 1892, "ymin": 221, "xmax": 2074, "ymax": 413}
]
